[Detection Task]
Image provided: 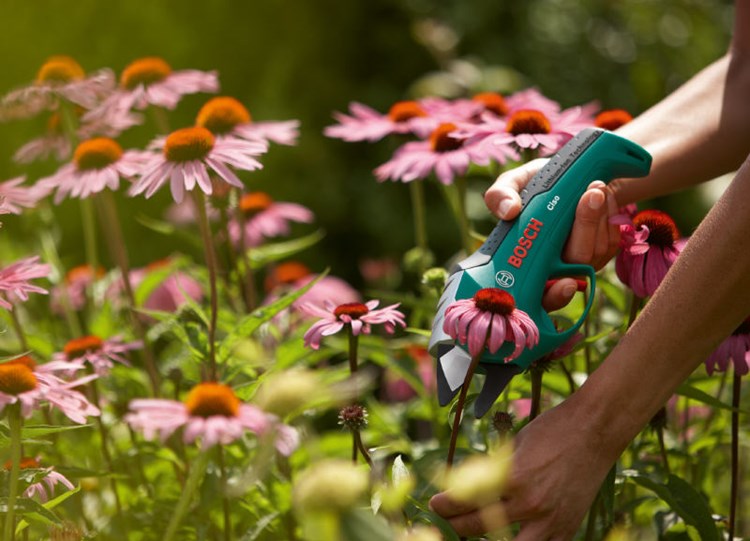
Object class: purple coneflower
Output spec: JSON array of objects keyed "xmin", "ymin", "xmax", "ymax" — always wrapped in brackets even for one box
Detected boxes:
[
  {"xmin": 443, "ymin": 288, "xmax": 539, "ymax": 361},
  {"xmin": 52, "ymin": 335, "xmax": 142, "ymax": 376},
  {"xmin": 0, "ymin": 177, "xmax": 50, "ymax": 214},
  {"xmin": 0, "ymin": 356, "xmax": 100, "ymax": 423},
  {"xmin": 13, "ymin": 113, "xmax": 72, "ymax": 164},
  {"xmin": 705, "ymin": 318, "xmax": 750, "ymax": 376},
  {"xmin": 129, "ymin": 126, "xmax": 267, "ymax": 203},
  {"xmin": 228, "ymin": 191, "xmax": 314, "ymax": 248},
  {"xmin": 300, "ymin": 299, "xmax": 406, "ymax": 350},
  {"xmin": 3, "ymin": 457, "xmax": 75, "ymax": 503},
  {"xmin": 196, "ymin": 96, "xmax": 300, "ymax": 146},
  {"xmin": 50, "ymin": 264, "xmax": 104, "ymax": 313},
  {"xmin": 126, "ymin": 382, "xmax": 298, "ymax": 453},
  {"xmin": 614, "ymin": 209, "xmax": 687, "ymax": 298},
  {"xmin": 324, "ymin": 100, "xmax": 437, "ymax": 142},
  {"xmin": 0, "ymin": 256, "xmax": 51, "ymax": 309}
]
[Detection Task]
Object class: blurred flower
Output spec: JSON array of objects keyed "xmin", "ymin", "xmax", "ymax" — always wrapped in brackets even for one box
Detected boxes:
[
  {"xmin": 37, "ymin": 138, "xmax": 151, "ymax": 203},
  {"xmin": 263, "ymin": 261, "xmax": 360, "ymax": 312},
  {"xmin": 614, "ymin": 209, "xmax": 686, "ymax": 298},
  {"xmin": 441, "ymin": 445, "xmax": 512, "ymax": 506},
  {"xmin": 228, "ymin": 191, "xmax": 314, "ymax": 248},
  {"xmin": 50, "ymin": 264, "xmax": 104, "ymax": 313},
  {"xmin": 293, "ymin": 459, "xmax": 369, "ymax": 513},
  {"xmin": 300, "ymin": 299, "xmax": 406, "ymax": 350},
  {"xmin": 254, "ymin": 369, "xmax": 323, "ymax": 417},
  {"xmin": 126, "ymin": 382, "xmax": 298, "ymax": 453},
  {"xmin": 359, "ymin": 256, "xmax": 401, "ymax": 287},
  {"xmin": 382, "ymin": 345, "xmax": 435, "ymax": 402},
  {"xmin": 0, "ymin": 177, "xmax": 50, "ymax": 214},
  {"xmin": 13, "ymin": 113, "xmax": 71, "ymax": 164},
  {"xmin": 196, "ymin": 96, "xmax": 300, "ymax": 146},
  {"xmin": 324, "ymin": 100, "xmax": 435, "ymax": 142},
  {"xmin": 0, "ymin": 56, "xmax": 114, "ymax": 121},
  {"xmin": 84, "ymin": 57, "xmax": 217, "ymax": 121},
  {"xmin": 0, "ymin": 256, "xmax": 51, "ymax": 309},
  {"xmin": 443, "ymin": 288, "xmax": 539, "ymax": 360},
  {"xmin": 0, "ymin": 356, "xmax": 100, "ymax": 423},
  {"xmin": 396, "ymin": 526, "xmax": 443, "ymax": 541},
  {"xmin": 112, "ymin": 259, "xmax": 203, "ymax": 312},
  {"xmin": 511, "ymin": 398, "xmax": 532, "ymax": 420},
  {"xmin": 129, "ymin": 126, "xmax": 267, "ymax": 203},
  {"xmin": 52, "ymin": 335, "xmax": 142, "ymax": 376},
  {"xmin": 705, "ymin": 317, "xmax": 750, "ymax": 376},
  {"xmin": 374, "ymin": 122, "xmax": 485, "ymax": 185},
  {"xmin": 3, "ymin": 457, "xmax": 75, "ymax": 503},
  {"xmin": 595, "ymin": 109, "xmax": 633, "ymax": 131},
  {"xmin": 504, "ymin": 87, "xmax": 568, "ymax": 118}
]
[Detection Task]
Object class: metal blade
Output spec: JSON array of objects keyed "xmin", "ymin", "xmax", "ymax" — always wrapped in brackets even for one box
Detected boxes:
[
  {"xmin": 436, "ymin": 344, "xmax": 471, "ymax": 406},
  {"xmin": 473, "ymin": 363, "xmax": 522, "ymax": 418}
]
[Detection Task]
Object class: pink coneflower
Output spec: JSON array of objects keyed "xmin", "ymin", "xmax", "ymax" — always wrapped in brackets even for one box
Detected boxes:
[
  {"xmin": 13, "ymin": 113, "xmax": 71, "ymax": 164},
  {"xmin": 0, "ymin": 56, "xmax": 114, "ymax": 121},
  {"xmin": 324, "ymin": 100, "xmax": 436, "ymax": 142},
  {"xmin": 0, "ymin": 256, "xmax": 51, "ymax": 309},
  {"xmin": 504, "ymin": 88, "xmax": 564, "ymax": 118},
  {"xmin": 374, "ymin": 122, "xmax": 487, "ymax": 185},
  {"xmin": 263, "ymin": 261, "xmax": 361, "ymax": 312},
  {"xmin": 705, "ymin": 318, "xmax": 750, "ymax": 376},
  {"xmin": 85, "ymin": 57, "xmax": 217, "ymax": 122},
  {"xmin": 382, "ymin": 344, "xmax": 436, "ymax": 402},
  {"xmin": 126, "ymin": 382, "xmax": 299, "ymax": 453},
  {"xmin": 0, "ymin": 356, "xmax": 100, "ymax": 423},
  {"xmin": 0, "ymin": 177, "xmax": 50, "ymax": 214},
  {"xmin": 112, "ymin": 259, "xmax": 204, "ymax": 313},
  {"xmin": 300, "ymin": 299, "xmax": 406, "ymax": 350},
  {"xmin": 50, "ymin": 264, "xmax": 104, "ymax": 313},
  {"xmin": 129, "ymin": 126, "xmax": 267, "ymax": 203},
  {"xmin": 595, "ymin": 109, "xmax": 633, "ymax": 131},
  {"xmin": 37, "ymin": 138, "xmax": 150, "ymax": 204},
  {"xmin": 3, "ymin": 457, "xmax": 75, "ymax": 503},
  {"xmin": 443, "ymin": 288, "xmax": 539, "ymax": 360},
  {"xmin": 614, "ymin": 209, "xmax": 687, "ymax": 298},
  {"xmin": 52, "ymin": 335, "xmax": 142, "ymax": 376},
  {"xmin": 228, "ymin": 191, "xmax": 314, "ymax": 248},
  {"xmin": 196, "ymin": 96, "xmax": 300, "ymax": 146}
]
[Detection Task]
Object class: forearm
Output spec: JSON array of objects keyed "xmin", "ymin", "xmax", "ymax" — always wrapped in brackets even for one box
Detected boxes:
[{"xmin": 572, "ymin": 154, "xmax": 750, "ymax": 458}]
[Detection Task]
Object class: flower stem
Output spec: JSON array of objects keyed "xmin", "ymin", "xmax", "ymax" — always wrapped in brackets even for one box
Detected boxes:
[
  {"xmin": 9, "ymin": 306, "xmax": 28, "ymax": 352},
  {"xmin": 96, "ymin": 191, "xmax": 161, "ymax": 395},
  {"xmin": 656, "ymin": 422, "xmax": 671, "ymax": 476},
  {"xmin": 193, "ymin": 191, "xmax": 220, "ymax": 382},
  {"xmin": 232, "ymin": 189, "xmax": 257, "ymax": 313},
  {"xmin": 217, "ymin": 445, "xmax": 231, "ymax": 541},
  {"xmin": 347, "ymin": 329, "xmax": 361, "ymax": 464},
  {"xmin": 529, "ymin": 367, "xmax": 544, "ymax": 421},
  {"xmin": 163, "ymin": 450, "xmax": 210, "ymax": 541},
  {"xmin": 446, "ymin": 354, "xmax": 481, "ymax": 467},
  {"xmin": 409, "ymin": 181, "xmax": 429, "ymax": 274},
  {"xmin": 3, "ymin": 404, "xmax": 22, "ymax": 541},
  {"xmin": 440, "ymin": 181, "xmax": 473, "ymax": 255},
  {"xmin": 80, "ymin": 198, "xmax": 100, "ymax": 285},
  {"xmin": 88, "ymin": 378, "xmax": 123, "ymax": 514},
  {"xmin": 728, "ymin": 372, "xmax": 742, "ymax": 541}
]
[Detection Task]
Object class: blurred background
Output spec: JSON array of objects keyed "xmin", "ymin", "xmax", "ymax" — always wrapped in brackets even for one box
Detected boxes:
[{"xmin": 0, "ymin": 0, "xmax": 735, "ymax": 289}]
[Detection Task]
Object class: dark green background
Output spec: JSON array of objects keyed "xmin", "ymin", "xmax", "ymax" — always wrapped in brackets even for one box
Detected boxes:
[{"xmin": 0, "ymin": 0, "xmax": 734, "ymax": 287}]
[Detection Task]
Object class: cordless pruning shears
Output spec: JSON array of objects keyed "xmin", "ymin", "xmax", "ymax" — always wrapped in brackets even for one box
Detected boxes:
[{"xmin": 428, "ymin": 127, "xmax": 652, "ymax": 418}]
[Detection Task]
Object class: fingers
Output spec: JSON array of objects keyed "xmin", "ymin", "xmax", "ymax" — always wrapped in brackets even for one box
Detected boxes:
[
  {"xmin": 485, "ymin": 158, "xmax": 548, "ymax": 220},
  {"xmin": 428, "ymin": 492, "xmax": 477, "ymax": 518},
  {"xmin": 436, "ymin": 500, "xmax": 509, "ymax": 537},
  {"xmin": 541, "ymin": 278, "xmax": 581, "ymax": 312}
]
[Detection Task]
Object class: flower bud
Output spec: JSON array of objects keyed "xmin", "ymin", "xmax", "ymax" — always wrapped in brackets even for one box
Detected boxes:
[
  {"xmin": 491, "ymin": 410, "xmax": 515, "ymax": 436},
  {"xmin": 293, "ymin": 459, "xmax": 369, "ymax": 514},
  {"xmin": 421, "ymin": 266, "xmax": 448, "ymax": 293},
  {"xmin": 338, "ymin": 404, "xmax": 368, "ymax": 431},
  {"xmin": 403, "ymin": 247, "xmax": 435, "ymax": 273}
]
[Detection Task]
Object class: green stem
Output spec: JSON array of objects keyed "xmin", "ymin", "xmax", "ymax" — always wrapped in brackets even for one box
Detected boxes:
[
  {"xmin": 80, "ymin": 198, "xmax": 100, "ymax": 284},
  {"xmin": 409, "ymin": 181, "xmax": 429, "ymax": 274},
  {"xmin": 8, "ymin": 306, "xmax": 28, "ymax": 352},
  {"xmin": 440, "ymin": 181, "xmax": 473, "ymax": 255},
  {"xmin": 529, "ymin": 367, "xmax": 544, "ymax": 421},
  {"xmin": 728, "ymin": 372, "xmax": 742, "ymax": 541},
  {"xmin": 232, "ymin": 191, "xmax": 256, "ymax": 312},
  {"xmin": 87, "ymin": 378, "xmax": 122, "ymax": 514},
  {"xmin": 446, "ymin": 354, "xmax": 481, "ymax": 467},
  {"xmin": 347, "ymin": 330, "xmax": 360, "ymax": 464},
  {"xmin": 193, "ymin": 192, "xmax": 220, "ymax": 381},
  {"xmin": 3, "ymin": 404, "xmax": 22, "ymax": 541},
  {"xmin": 656, "ymin": 423, "xmax": 671, "ymax": 476},
  {"xmin": 163, "ymin": 450, "xmax": 210, "ymax": 541},
  {"xmin": 149, "ymin": 106, "xmax": 171, "ymax": 135},
  {"xmin": 217, "ymin": 446, "xmax": 231, "ymax": 541}
]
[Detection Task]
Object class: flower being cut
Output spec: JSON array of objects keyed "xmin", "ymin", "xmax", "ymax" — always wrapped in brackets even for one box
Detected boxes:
[
  {"xmin": 37, "ymin": 138, "xmax": 151, "ymax": 203},
  {"xmin": 126, "ymin": 382, "xmax": 299, "ymax": 453},
  {"xmin": 228, "ymin": 191, "xmax": 314, "ymax": 248},
  {"xmin": 52, "ymin": 335, "xmax": 142, "ymax": 376},
  {"xmin": 129, "ymin": 126, "xmax": 267, "ymax": 203},
  {"xmin": 196, "ymin": 96, "xmax": 300, "ymax": 146},
  {"xmin": 705, "ymin": 317, "xmax": 750, "ymax": 377},
  {"xmin": 3, "ymin": 457, "xmax": 75, "ymax": 503},
  {"xmin": 0, "ymin": 356, "xmax": 100, "ymax": 423},
  {"xmin": 0, "ymin": 256, "xmax": 51, "ymax": 309},
  {"xmin": 443, "ymin": 288, "xmax": 539, "ymax": 360},
  {"xmin": 300, "ymin": 299, "xmax": 406, "ymax": 350},
  {"xmin": 614, "ymin": 209, "xmax": 686, "ymax": 298}
]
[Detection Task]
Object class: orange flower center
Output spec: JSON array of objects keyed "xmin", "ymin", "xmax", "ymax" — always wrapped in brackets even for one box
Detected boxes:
[
  {"xmin": 239, "ymin": 192, "xmax": 273, "ymax": 215},
  {"xmin": 120, "ymin": 57, "xmax": 172, "ymax": 90},
  {"xmin": 473, "ymin": 92, "xmax": 508, "ymax": 116},
  {"xmin": 3, "ymin": 457, "xmax": 41, "ymax": 470},
  {"xmin": 64, "ymin": 335, "xmax": 104, "ymax": 359},
  {"xmin": 0, "ymin": 362, "xmax": 38, "ymax": 395},
  {"xmin": 65, "ymin": 264, "xmax": 105, "ymax": 284},
  {"xmin": 36, "ymin": 56, "xmax": 85, "ymax": 84},
  {"xmin": 594, "ymin": 109, "xmax": 633, "ymax": 131},
  {"xmin": 196, "ymin": 96, "xmax": 252, "ymax": 135},
  {"xmin": 334, "ymin": 302, "xmax": 370, "ymax": 320},
  {"xmin": 164, "ymin": 126, "xmax": 215, "ymax": 163},
  {"xmin": 264, "ymin": 261, "xmax": 311, "ymax": 292},
  {"xmin": 387, "ymin": 101, "xmax": 427, "ymax": 123},
  {"xmin": 74, "ymin": 138, "xmax": 123, "ymax": 171},
  {"xmin": 506, "ymin": 110, "xmax": 551, "ymax": 136},
  {"xmin": 146, "ymin": 258, "xmax": 172, "ymax": 272},
  {"xmin": 473, "ymin": 288, "xmax": 516, "ymax": 315},
  {"xmin": 430, "ymin": 123, "xmax": 463, "ymax": 153},
  {"xmin": 633, "ymin": 210, "xmax": 679, "ymax": 247},
  {"xmin": 185, "ymin": 382, "xmax": 240, "ymax": 418}
]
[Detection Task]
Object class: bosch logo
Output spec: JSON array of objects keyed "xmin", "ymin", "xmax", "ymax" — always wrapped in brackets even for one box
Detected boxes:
[
  {"xmin": 508, "ymin": 217, "xmax": 544, "ymax": 269},
  {"xmin": 495, "ymin": 270, "xmax": 515, "ymax": 288}
]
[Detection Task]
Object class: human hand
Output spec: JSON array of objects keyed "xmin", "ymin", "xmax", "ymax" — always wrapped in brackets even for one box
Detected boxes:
[
  {"xmin": 484, "ymin": 159, "xmax": 621, "ymax": 311},
  {"xmin": 429, "ymin": 398, "xmax": 617, "ymax": 540}
]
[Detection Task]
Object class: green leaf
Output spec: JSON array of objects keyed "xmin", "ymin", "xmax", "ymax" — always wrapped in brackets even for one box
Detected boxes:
[
  {"xmin": 676, "ymin": 383, "xmax": 747, "ymax": 414},
  {"xmin": 410, "ymin": 509, "xmax": 461, "ymax": 541},
  {"xmin": 246, "ymin": 229, "xmax": 326, "ymax": 270},
  {"xmin": 20, "ymin": 424, "xmax": 93, "ymax": 439},
  {"xmin": 15, "ymin": 485, "xmax": 81, "ymax": 534},
  {"xmin": 0, "ymin": 496, "xmax": 61, "ymax": 526},
  {"xmin": 339, "ymin": 508, "xmax": 393, "ymax": 541}
]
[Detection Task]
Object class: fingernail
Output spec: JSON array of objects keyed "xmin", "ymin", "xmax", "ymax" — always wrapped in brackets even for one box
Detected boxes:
[
  {"xmin": 498, "ymin": 200, "xmax": 512, "ymax": 217},
  {"xmin": 588, "ymin": 191, "xmax": 605, "ymax": 210},
  {"xmin": 562, "ymin": 284, "xmax": 578, "ymax": 298}
]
